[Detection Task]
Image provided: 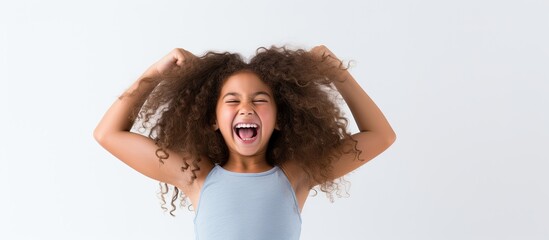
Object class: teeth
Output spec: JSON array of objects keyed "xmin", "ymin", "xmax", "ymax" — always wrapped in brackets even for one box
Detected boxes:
[{"xmin": 235, "ymin": 123, "xmax": 258, "ymax": 129}]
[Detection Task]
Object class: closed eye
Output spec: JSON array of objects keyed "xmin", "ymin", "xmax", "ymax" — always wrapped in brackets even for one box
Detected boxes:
[
  {"xmin": 253, "ymin": 99, "xmax": 268, "ymax": 103},
  {"xmin": 225, "ymin": 100, "xmax": 239, "ymax": 104}
]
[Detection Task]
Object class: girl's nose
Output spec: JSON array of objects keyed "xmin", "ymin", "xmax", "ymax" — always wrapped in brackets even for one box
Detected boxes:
[{"xmin": 239, "ymin": 106, "xmax": 255, "ymax": 116}]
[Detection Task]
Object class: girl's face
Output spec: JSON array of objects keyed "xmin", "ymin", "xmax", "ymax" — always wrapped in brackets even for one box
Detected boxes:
[{"xmin": 215, "ymin": 71, "xmax": 277, "ymax": 159}]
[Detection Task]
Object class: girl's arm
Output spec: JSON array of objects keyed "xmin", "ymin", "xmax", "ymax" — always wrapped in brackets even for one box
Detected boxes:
[
  {"xmin": 93, "ymin": 48, "xmax": 204, "ymax": 189},
  {"xmin": 311, "ymin": 45, "xmax": 396, "ymax": 180}
]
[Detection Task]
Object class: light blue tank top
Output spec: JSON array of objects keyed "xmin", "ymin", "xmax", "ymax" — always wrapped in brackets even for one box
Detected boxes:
[{"xmin": 194, "ymin": 164, "xmax": 302, "ymax": 240}]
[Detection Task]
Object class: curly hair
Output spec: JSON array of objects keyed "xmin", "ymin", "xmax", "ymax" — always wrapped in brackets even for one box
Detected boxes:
[{"xmin": 129, "ymin": 46, "xmax": 360, "ymax": 216}]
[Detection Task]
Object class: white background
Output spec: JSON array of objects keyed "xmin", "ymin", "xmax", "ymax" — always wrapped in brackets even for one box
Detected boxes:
[{"xmin": 1, "ymin": 0, "xmax": 548, "ymax": 239}]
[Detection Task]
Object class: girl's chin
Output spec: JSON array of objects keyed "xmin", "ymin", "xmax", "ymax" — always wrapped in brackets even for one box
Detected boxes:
[{"xmin": 230, "ymin": 141, "xmax": 267, "ymax": 157}]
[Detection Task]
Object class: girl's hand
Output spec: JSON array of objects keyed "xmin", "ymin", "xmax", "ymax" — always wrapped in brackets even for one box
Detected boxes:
[
  {"xmin": 144, "ymin": 48, "xmax": 196, "ymax": 78},
  {"xmin": 309, "ymin": 45, "xmax": 342, "ymax": 68}
]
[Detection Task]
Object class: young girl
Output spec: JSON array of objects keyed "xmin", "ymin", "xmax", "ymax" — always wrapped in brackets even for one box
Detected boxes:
[{"xmin": 94, "ymin": 45, "xmax": 396, "ymax": 240}]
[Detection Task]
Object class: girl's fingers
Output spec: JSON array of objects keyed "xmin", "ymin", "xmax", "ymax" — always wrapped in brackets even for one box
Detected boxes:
[
  {"xmin": 311, "ymin": 45, "xmax": 333, "ymax": 57},
  {"xmin": 173, "ymin": 48, "xmax": 187, "ymax": 66},
  {"xmin": 154, "ymin": 48, "xmax": 195, "ymax": 76},
  {"xmin": 311, "ymin": 45, "xmax": 342, "ymax": 69}
]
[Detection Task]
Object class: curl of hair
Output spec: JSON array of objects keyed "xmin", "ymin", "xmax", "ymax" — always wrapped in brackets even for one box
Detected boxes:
[{"xmin": 128, "ymin": 46, "xmax": 361, "ymax": 216}]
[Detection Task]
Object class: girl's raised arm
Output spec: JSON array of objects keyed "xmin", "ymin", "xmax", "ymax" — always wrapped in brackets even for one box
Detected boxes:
[
  {"xmin": 311, "ymin": 45, "xmax": 397, "ymax": 180},
  {"xmin": 93, "ymin": 48, "xmax": 202, "ymax": 190}
]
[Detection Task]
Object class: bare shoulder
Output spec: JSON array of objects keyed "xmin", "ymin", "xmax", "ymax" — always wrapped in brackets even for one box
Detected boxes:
[
  {"xmin": 280, "ymin": 160, "xmax": 305, "ymax": 188},
  {"xmin": 280, "ymin": 159, "xmax": 312, "ymax": 211},
  {"xmin": 132, "ymin": 147, "xmax": 215, "ymax": 209},
  {"xmin": 170, "ymin": 152, "xmax": 215, "ymax": 198}
]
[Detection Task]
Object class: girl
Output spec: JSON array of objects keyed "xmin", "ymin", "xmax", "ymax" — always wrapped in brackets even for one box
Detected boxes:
[{"xmin": 94, "ymin": 45, "xmax": 396, "ymax": 240}]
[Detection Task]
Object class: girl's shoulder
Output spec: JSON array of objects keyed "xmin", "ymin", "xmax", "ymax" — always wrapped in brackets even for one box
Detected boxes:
[
  {"xmin": 279, "ymin": 160, "xmax": 311, "ymax": 191},
  {"xmin": 176, "ymin": 155, "xmax": 215, "ymax": 207},
  {"xmin": 280, "ymin": 159, "xmax": 313, "ymax": 212}
]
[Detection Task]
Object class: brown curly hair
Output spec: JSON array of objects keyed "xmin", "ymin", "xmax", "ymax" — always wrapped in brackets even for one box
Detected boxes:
[{"xmin": 130, "ymin": 46, "xmax": 360, "ymax": 216}]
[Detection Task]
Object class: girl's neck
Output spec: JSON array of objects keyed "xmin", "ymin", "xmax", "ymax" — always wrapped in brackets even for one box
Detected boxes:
[{"xmin": 222, "ymin": 155, "xmax": 273, "ymax": 173}]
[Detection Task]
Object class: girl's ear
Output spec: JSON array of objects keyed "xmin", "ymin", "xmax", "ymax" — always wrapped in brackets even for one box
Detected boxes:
[
  {"xmin": 275, "ymin": 122, "xmax": 280, "ymax": 130},
  {"xmin": 212, "ymin": 120, "xmax": 219, "ymax": 131}
]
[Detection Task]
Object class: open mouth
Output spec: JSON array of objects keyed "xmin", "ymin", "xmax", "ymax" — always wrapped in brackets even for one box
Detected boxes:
[{"xmin": 234, "ymin": 123, "xmax": 259, "ymax": 141}]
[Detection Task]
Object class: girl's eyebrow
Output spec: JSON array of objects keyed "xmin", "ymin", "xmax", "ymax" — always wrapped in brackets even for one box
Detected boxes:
[{"xmin": 222, "ymin": 91, "xmax": 272, "ymax": 99}]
